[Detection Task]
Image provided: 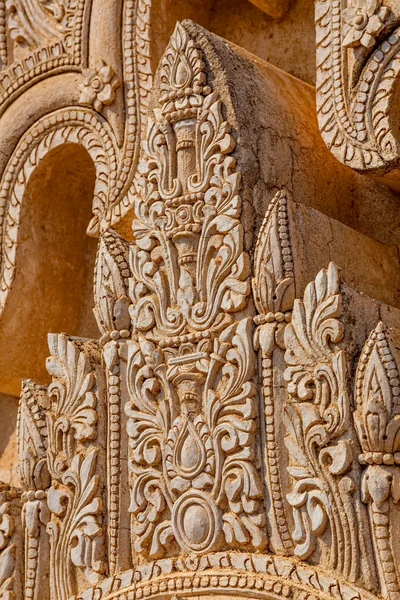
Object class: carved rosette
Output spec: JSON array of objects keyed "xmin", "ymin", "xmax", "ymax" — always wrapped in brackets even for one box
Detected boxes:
[
  {"xmin": 45, "ymin": 334, "xmax": 107, "ymax": 600},
  {"xmin": 126, "ymin": 22, "xmax": 266, "ymax": 561},
  {"xmin": 355, "ymin": 323, "xmax": 400, "ymax": 600}
]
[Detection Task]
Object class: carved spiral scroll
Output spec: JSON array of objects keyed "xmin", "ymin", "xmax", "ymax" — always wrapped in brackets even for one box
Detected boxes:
[{"xmin": 316, "ymin": 0, "xmax": 400, "ymax": 179}]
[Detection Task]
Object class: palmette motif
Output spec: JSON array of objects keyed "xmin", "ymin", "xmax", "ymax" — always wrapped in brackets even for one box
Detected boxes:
[
  {"xmin": 45, "ymin": 334, "xmax": 107, "ymax": 600},
  {"xmin": 126, "ymin": 22, "xmax": 266, "ymax": 560},
  {"xmin": 283, "ymin": 263, "xmax": 372, "ymax": 585}
]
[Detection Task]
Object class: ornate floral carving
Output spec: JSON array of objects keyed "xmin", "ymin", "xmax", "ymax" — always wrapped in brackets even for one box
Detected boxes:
[
  {"xmin": 3, "ymin": 4, "xmax": 400, "ymax": 599},
  {"xmin": 18, "ymin": 381, "xmax": 51, "ymax": 600},
  {"xmin": 126, "ymin": 317, "xmax": 266, "ymax": 558},
  {"xmin": 126, "ymin": 22, "xmax": 265, "ymax": 561},
  {"xmin": 46, "ymin": 334, "xmax": 106, "ymax": 600},
  {"xmin": 283, "ymin": 263, "xmax": 365, "ymax": 583},
  {"xmin": 94, "ymin": 229, "xmax": 131, "ymax": 341},
  {"xmin": 315, "ymin": 0, "xmax": 400, "ymax": 177},
  {"xmin": 355, "ymin": 323, "xmax": 400, "ymax": 600},
  {"xmin": 342, "ymin": 0, "xmax": 390, "ymax": 49},
  {"xmin": 129, "ymin": 41, "xmax": 249, "ymax": 335}
]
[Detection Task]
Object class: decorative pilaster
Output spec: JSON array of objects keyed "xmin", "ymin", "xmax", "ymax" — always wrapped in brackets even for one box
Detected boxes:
[
  {"xmin": 18, "ymin": 381, "xmax": 50, "ymax": 600},
  {"xmin": 252, "ymin": 189, "xmax": 295, "ymax": 555},
  {"xmin": 45, "ymin": 334, "xmax": 107, "ymax": 600},
  {"xmin": 355, "ymin": 323, "xmax": 400, "ymax": 600},
  {"xmin": 94, "ymin": 228, "xmax": 132, "ymax": 574}
]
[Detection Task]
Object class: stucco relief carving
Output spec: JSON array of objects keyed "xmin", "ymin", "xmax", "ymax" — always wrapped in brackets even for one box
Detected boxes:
[
  {"xmin": 2, "ymin": 2, "xmax": 400, "ymax": 600},
  {"xmin": 355, "ymin": 323, "xmax": 400, "ymax": 600},
  {"xmin": 315, "ymin": 0, "xmax": 400, "ymax": 184},
  {"xmin": 45, "ymin": 335, "xmax": 106, "ymax": 599},
  {"xmin": 252, "ymin": 189, "xmax": 295, "ymax": 556},
  {"xmin": 125, "ymin": 22, "xmax": 266, "ymax": 560}
]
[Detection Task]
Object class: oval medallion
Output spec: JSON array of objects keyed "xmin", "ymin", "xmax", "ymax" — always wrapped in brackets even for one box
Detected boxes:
[{"xmin": 172, "ymin": 490, "xmax": 222, "ymax": 553}]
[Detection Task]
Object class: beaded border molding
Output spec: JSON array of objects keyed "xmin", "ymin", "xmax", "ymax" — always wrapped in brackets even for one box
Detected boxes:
[{"xmin": 78, "ymin": 552, "xmax": 378, "ymax": 600}]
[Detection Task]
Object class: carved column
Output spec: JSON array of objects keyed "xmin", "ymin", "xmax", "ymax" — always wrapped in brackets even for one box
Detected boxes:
[{"xmin": 94, "ymin": 229, "xmax": 132, "ymax": 575}]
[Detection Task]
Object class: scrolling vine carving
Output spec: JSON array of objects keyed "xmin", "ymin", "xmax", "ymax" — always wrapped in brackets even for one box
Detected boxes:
[
  {"xmin": 46, "ymin": 334, "xmax": 106, "ymax": 600},
  {"xmin": 316, "ymin": 0, "xmax": 400, "ymax": 179},
  {"xmin": 126, "ymin": 21, "xmax": 266, "ymax": 560},
  {"xmin": 283, "ymin": 263, "xmax": 368, "ymax": 584}
]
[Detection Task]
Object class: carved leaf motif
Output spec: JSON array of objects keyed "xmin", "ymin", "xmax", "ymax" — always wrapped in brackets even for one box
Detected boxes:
[
  {"xmin": 126, "ymin": 319, "xmax": 266, "ymax": 557},
  {"xmin": 94, "ymin": 230, "xmax": 131, "ymax": 337},
  {"xmin": 283, "ymin": 263, "xmax": 358, "ymax": 577},
  {"xmin": 46, "ymin": 335, "xmax": 104, "ymax": 599},
  {"xmin": 126, "ymin": 21, "xmax": 265, "ymax": 561},
  {"xmin": 355, "ymin": 322, "xmax": 400, "ymax": 457},
  {"xmin": 17, "ymin": 381, "xmax": 50, "ymax": 492},
  {"xmin": 129, "ymin": 29, "xmax": 250, "ymax": 337},
  {"xmin": 46, "ymin": 335, "xmax": 98, "ymax": 476},
  {"xmin": 252, "ymin": 189, "xmax": 294, "ymax": 316},
  {"xmin": 160, "ymin": 23, "xmax": 205, "ymax": 100},
  {"xmin": 47, "ymin": 450, "xmax": 105, "ymax": 595},
  {"xmin": 192, "ymin": 155, "xmax": 251, "ymax": 326},
  {"xmin": 355, "ymin": 323, "xmax": 400, "ymax": 599},
  {"xmin": 315, "ymin": 0, "xmax": 400, "ymax": 173},
  {"xmin": 66, "ymin": 451, "xmax": 105, "ymax": 585}
]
